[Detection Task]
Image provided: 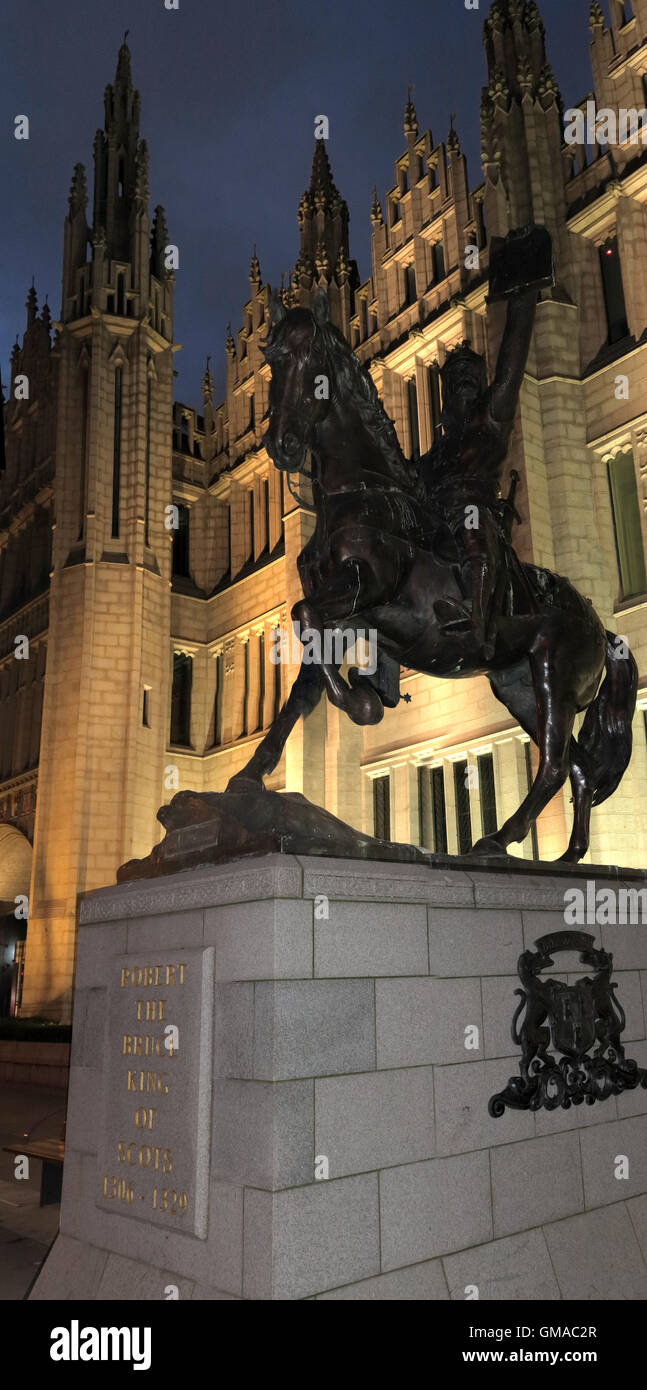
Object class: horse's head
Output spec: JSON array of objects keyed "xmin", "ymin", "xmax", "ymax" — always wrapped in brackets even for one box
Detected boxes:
[{"xmin": 262, "ymin": 290, "xmax": 333, "ymax": 474}]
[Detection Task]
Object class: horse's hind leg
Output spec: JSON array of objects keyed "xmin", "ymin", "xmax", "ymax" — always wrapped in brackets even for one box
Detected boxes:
[
  {"xmin": 560, "ymin": 746, "xmax": 593, "ymax": 863},
  {"xmin": 474, "ymin": 636, "xmax": 577, "ymax": 856}
]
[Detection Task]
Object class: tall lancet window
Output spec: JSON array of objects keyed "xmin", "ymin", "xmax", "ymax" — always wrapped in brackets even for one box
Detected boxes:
[
  {"xmin": 607, "ymin": 450, "xmax": 646, "ymax": 599},
  {"xmin": 599, "ymin": 237, "xmax": 628, "ymax": 345},
  {"xmin": 78, "ymin": 367, "xmax": 89, "ymax": 541},
  {"xmin": 111, "ymin": 367, "xmax": 122, "ymax": 538},
  {"xmin": 170, "ymin": 653, "xmax": 192, "ymax": 747},
  {"xmin": 144, "ymin": 375, "xmax": 151, "ymax": 547}
]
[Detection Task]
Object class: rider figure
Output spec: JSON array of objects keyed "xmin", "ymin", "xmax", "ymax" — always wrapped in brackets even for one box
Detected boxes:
[{"xmin": 425, "ymin": 230, "xmax": 550, "ymax": 662}]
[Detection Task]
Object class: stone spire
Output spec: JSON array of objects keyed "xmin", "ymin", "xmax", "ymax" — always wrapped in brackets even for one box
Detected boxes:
[
  {"xmin": 404, "ymin": 87, "xmax": 418, "ymax": 137},
  {"xmin": 93, "ymin": 36, "xmax": 142, "ymax": 262},
  {"xmin": 135, "ymin": 139, "xmax": 149, "ymax": 204},
  {"xmin": 309, "ymin": 138, "xmax": 339, "ymax": 205},
  {"xmin": 202, "ymin": 355, "xmax": 214, "ymax": 408},
  {"xmin": 26, "ymin": 281, "xmax": 38, "ymax": 328},
  {"xmin": 150, "ymin": 205, "xmax": 169, "ymax": 280},
  {"xmin": 68, "ymin": 163, "xmax": 87, "ymax": 217},
  {"xmin": 299, "ymin": 140, "xmax": 351, "ymax": 278},
  {"xmin": 370, "ymin": 186, "xmax": 384, "ymax": 227},
  {"xmin": 249, "ymin": 245, "xmax": 261, "ymax": 287}
]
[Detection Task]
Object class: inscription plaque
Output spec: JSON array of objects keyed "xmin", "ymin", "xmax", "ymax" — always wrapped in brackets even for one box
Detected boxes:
[{"xmin": 96, "ymin": 946, "xmax": 214, "ymax": 1237}]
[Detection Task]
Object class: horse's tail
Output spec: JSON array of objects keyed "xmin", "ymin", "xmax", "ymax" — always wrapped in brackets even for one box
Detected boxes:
[{"xmin": 576, "ymin": 630, "xmax": 638, "ymax": 807}]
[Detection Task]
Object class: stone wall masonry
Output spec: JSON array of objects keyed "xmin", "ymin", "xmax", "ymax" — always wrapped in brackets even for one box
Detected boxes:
[{"xmin": 30, "ymin": 854, "xmax": 647, "ymax": 1301}]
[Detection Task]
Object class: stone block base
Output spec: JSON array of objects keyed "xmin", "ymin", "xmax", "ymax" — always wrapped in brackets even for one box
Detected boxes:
[{"xmin": 31, "ymin": 854, "xmax": 647, "ymax": 1300}]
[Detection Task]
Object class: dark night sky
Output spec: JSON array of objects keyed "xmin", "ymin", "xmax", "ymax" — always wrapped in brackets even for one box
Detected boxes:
[{"xmin": 1, "ymin": 0, "xmax": 605, "ymax": 405}]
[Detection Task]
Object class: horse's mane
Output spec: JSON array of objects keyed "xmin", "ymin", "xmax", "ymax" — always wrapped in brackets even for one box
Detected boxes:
[
  {"xmin": 317, "ymin": 320, "xmax": 420, "ymax": 494},
  {"xmin": 264, "ymin": 308, "xmax": 420, "ymax": 495}
]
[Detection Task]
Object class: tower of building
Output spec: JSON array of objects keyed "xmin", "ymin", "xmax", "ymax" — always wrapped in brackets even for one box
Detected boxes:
[
  {"xmin": 293, "ymin": 139, "xmax": 359, "ymax": 333},
  {"xmin": 23, "ymin": 40, "xmax": 176, "ymax": 1018}
]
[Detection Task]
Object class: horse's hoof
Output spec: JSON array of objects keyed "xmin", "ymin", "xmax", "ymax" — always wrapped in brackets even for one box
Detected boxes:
[
  {"xmin": 469, "ymin": 836, "xmax": 509, "ymax": 857},
  {"xmin": 346, "ymin": 680, "xmax": 384, "ymax": 726}
]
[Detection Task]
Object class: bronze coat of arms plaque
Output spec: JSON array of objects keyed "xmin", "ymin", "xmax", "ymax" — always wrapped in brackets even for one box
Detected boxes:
[{"xmin": 489, "ymin": 931, "xmax": 647, "ymax": 1115}]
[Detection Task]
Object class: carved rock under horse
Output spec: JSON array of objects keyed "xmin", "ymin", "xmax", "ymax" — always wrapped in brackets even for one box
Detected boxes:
[{"xmin": 119, "ymin": 226, "xmax": 637, "ymax": 882}]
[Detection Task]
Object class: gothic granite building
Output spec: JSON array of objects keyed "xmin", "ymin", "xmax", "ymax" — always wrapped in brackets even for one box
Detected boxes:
[{"xmin": 2, "ymin": 0, "xmax": 647, "ymax": 1021}]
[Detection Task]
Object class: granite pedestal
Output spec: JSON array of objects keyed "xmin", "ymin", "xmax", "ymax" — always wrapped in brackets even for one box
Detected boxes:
[{"xmin": 30, "ymin": 854, "xmax": 647, "ymax": 1300}]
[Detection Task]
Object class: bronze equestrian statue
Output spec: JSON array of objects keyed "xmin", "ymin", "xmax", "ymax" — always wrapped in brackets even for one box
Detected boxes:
[{"xmin": 224, "ymin": 225, "xmax": 637, "ymax": 865}]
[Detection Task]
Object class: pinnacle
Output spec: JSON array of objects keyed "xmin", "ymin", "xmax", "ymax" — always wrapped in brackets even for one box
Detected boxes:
[
  {"xmin": 309, "ymin": 138, "xmax": 338, "ymax": 201},
  {"xmin": 68, "ymin": 162, "xmax": 87, "ymax": 215},
  {"xmin": 371, "ymin": 186, "xmax": 383, "ymax": 227},
  {"xmin": 404, "ymin": 87, "xmax": 418, "ymax": 137},
  {"xmin": 115, "ymin": 33, "xmax": 133, "ymax": 94}
]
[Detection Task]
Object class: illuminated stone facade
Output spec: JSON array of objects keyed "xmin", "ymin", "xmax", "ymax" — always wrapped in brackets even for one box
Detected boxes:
[{"xmin": 3, "ymin": 1, "xmax": 647, "ymax": 1019}]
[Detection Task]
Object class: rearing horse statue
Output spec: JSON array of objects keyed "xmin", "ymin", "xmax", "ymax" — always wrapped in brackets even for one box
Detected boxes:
[{"xmin": 228, "ymin": 227, "xmax": 637, "ymax": 863}]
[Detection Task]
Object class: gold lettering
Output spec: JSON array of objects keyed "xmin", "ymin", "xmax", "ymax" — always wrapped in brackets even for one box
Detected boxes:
[
  {"xmin": 139, "ymin": 1145, "xmax": 151, "ymax": 1168},
  {"xmin": 134, "ymin": 1106, "xmax": 157, "ymax": 1131},
  {"xmin": 117, "ymin": 1142, "xmax": 126, "ymax": 1164},
  {"xmin": 121, "ymin": 964, "xmax": 186, "ymax": 988},
  {"xmin": 163, "ymin": 1148, "xmax": 173, "ymax": 1173},
  {"xmin": 122, "ymin": 1034, "xmax": 133, "ymax": 1056}
]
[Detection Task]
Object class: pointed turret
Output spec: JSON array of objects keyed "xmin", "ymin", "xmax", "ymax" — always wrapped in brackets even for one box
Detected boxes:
[
  {"xmin": 202, "ymin": 355, "xmax": 214, "ymax": 409},
  {"xmin": 150, "ymin": 204, "xmax": 169, "ymax": 280},
  {"xmin": 93, "ymin": 37, "xmax": 142, "ymax": 263},
  {"xmin": 26, "ymin": 281, "xmax": 38, "ymax": 329},
  {"xmin": 404, "ymin": 88, "xmax": 418, "ymax": 138},
  {"xmin": 68, "ymin": 163, "xmax": 87, "ymax": 218},
  {"xmin": 249, "ymin": 246, "xmax": 261, "ymax": 288},
  {"xmin": 61, "ymin": 40, "xmax": 170, "ymax": 333},
  {"xmin": 295, "ymin": 138, "xmax": 357, "ymax": 331}
]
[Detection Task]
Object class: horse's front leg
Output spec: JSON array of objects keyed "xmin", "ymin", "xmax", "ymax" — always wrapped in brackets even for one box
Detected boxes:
[
  {"xmin": 292, "ymin": 559, "xmax": 384, "ymax": 726},
  {"xmin": 227, "ymin": 659, "xmax": 324, "ymax": 791}
]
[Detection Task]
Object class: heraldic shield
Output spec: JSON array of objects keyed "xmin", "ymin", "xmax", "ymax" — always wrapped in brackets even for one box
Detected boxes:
[{"xmin": 489, "ymin": 931, "xmax": 647, "ymax": 1116}]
